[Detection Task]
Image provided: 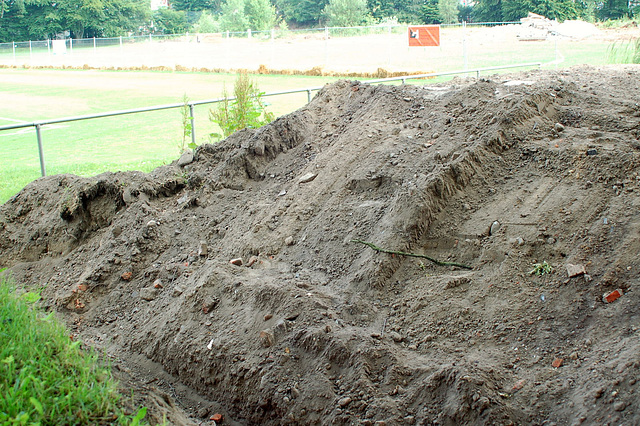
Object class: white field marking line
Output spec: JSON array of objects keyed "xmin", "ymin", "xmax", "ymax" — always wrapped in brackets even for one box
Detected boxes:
[
  {"xmin": 0, "ymin": 116, "xmax": 27, "ymax": 123},
  {"xmin": 0, "ymin": 117, "xmax": 69, "ymax": 137}
]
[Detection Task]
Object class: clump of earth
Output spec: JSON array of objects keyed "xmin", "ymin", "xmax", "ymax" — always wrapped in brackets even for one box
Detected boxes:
[{"xmin": 1, "ymin": 65, "xmax": 640, "ymax": 425}]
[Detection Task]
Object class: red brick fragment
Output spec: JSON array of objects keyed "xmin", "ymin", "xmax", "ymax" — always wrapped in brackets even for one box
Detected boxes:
[{"xmin": 603, "ymin": 289, "xmax": 623, "ymax": 303}]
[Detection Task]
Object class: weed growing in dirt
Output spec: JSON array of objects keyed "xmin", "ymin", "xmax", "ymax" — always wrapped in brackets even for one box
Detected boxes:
[
  {"xmin": 209, "ymin": 72, "xmax": 274, "ymax": 142},
  {"xmin": 0, "ymin": 272, "xmax": 148, "ymax": 425},
  {"xmin": 529, "ymin": 261, "xmax": 554, "ymax": 276},
  {"xmin": 179, "ymin": 94, "xmax": 194, "ymax": 153},
  {"xmin": 607, "ymin": 38, "xmax": 640, "ymax": 63}
]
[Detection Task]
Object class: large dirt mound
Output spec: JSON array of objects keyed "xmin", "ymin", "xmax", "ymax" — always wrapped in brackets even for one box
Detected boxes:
[{"xmin": 1, "ymin": 65, "xmax": 640, "ymax": 425}]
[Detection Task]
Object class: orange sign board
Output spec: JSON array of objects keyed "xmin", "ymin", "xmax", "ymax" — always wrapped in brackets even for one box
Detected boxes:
[{"xmin": 408, "ymin": 25, "xmax": 440, "ymax": 47}]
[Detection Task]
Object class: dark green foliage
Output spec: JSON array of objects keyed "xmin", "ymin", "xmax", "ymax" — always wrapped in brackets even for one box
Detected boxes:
[
  {"xmin": 0, "ymin": 0, "xmax": 150, "ymax": 42},
  {"xmin": 153, "ymin": 8, "xmax": 189, "ymax": 34},
  {"xmin": 421, "ymin": 0, "xmax": 441, "ymax": 23},
  {"xmin": 275, "ymin": 0, "xmax": 329, "ymax": 26}
]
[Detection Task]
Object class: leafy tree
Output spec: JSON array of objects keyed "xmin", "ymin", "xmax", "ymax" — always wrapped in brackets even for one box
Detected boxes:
[
  {"xmin": 323, "ymin": 0, "xmax": 369, "ymax": 26},
  {"xmin": 171, "ymin": 0, "xmax": 221, "ymax": 12},
  {"xmin": 421, "ymin": 0, "xmax": 441, "ymax": 23},
  {"xmin": 458, "ymin": 4, "xmax": 472, "ymax": 22},
  {"xmin": 472, "ymin": 0, "xmax": 503, "ymax": 22},
  {"xmin": 0, "ymin": 0, "xmax": 150, "ymax": 42},
  {"xmin": 275, "ymin": 0, "xmax": 328, "ymax": 26},
  {"xmin": 501, "ymin": 0, "xmax": 580, "ymax": 21},
  {"xmin": 245, "ymin": 0, "xmax": 276, "ymax": 30},
  {"xmin": 596, "ymin": 0, "xmax": 630, "ymax": 20},
  {"xmin": 153, "ymin": 8, "xmax": 188, "ymax": 33},
  {"xmin": 192, "ymin": 10, "xmax": 220, "ymax": 32},
  {"xmin": 367, "ymin": 0, "xmax": 424, "ymax": 23},
  {"xmin": 437, "ymin": 0, "xmax": 458, "ymax": 23},
  {"xmin": 219, "ymin": 0, "xmax": 249, "ymax": 31}
]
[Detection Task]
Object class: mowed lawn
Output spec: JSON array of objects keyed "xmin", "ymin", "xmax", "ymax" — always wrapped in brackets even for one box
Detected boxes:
[{"xmin": 0, "ymin": 69, "xmax": 344, "ymax": 203}]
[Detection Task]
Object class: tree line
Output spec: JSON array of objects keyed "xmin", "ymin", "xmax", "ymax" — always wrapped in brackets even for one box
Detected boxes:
[{"xmin": 1, "ymin": 0, "xmax": 638, "ymax": 43}]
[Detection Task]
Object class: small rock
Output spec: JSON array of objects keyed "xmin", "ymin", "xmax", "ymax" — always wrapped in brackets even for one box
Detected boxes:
[
  {"xmin": 547, "ymin": 237, "xmax": 556, "ymax": 244},
  {"xmin": 264, "ymin": 314, "xmax": 273, "ymax": 321},
  {"xmin": 291, "ymin": 387, "xmax": 301, "ymax": 399},
  {"xmin": 603, "ymin": 289, "xmax": 623, "ymax": 303},
  {"xmin": 177, "ymin": 149, "xmax": 194, "ymax": 166},
  {"xmin": 246, "ymin": 256, "xmax": 258, "ymax": 267},
  {"xmin": 389, "ymin": 332, "xmax": 403, "ymax": 343},
  {"xmin": 172, "ymin": 286, "xmax": 184, "ymax": 297},
  {"xmin": 230, "ymin": 258, "xmax": 243, "ymax": 266},
  {"xmin": 586, "ymin": 148, "xmax": 598, "ymax": 156},
  {"xmin": 569, "ymin": 351, "xmax": 579, "ymax": 360},
  {"xmin": 121, "ymin": 271, "xmax": 133, "ymax": 281},
  {"xmin": 140, "ymin": 287, "xmax": 158, "ymax": 301},
  {"xmin": 298, "ymin": 172, "xmax": 318, "ymax": 184},
  {"xmin": 432, "ymin": 132, "xmax": 440, "ymax": 139},
  {"xmin": 404, "ymin": 416, "xmax": 415, "ymax": 425},
  {"xmin": 338, "ymin": 397, "xmax": 352, "ymax": 408},
  {"xmin": 198, "ymin": 241, "xmax": 208, "ymax": 257},
  {"xmin": 153, "ymin": 279, "xmax": 163, "ymax": 289},
  {"xmin": 613, "ymin": 401, "xmax": 627, "ymax": 411},
  {"xmin": 584, "ymin": 274, "xmax": 593, "ymax": 282},
  {"xmin": 554, "ymin": 123, "xmax": 565, "ymax": 132},
  {"xmin": 285, "ymin": 236, "xmax": 295, "ymax": 246},
  {"xmin": 490, "ymin": 220, "xmax": 501, "ymax": 235},
  {"xmin": 566, "ymin": 263, "xmax": 586, "ymax": 278},
  {"xmin": 512, "ymin": 379, "xmax": 526, "ymax": 391},
  {"xmin": 259, "ymin": 330, "xmax": 275, "ymax": 347},
  {"xmin": 122, "ymin": 189, "xmax": 135, "ymax": 205},
  {"xmin": 552, "ymin": 358, "xmax": 564, "ymax": 368},
  {"xmin": 146, "ymin": 220, "xmax": 158, "ymax": 227},
  {"xmin": 211, "ymin": 413, "xmax": 223, "ymax": 422},
  {"xmin": 325, "ymin": 325, "xmax": 332, "ymax": 333}
]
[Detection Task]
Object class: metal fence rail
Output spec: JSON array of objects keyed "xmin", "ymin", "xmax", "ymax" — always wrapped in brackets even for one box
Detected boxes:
[{"xmin": 0, "ymin": 62, "xmax": 541, "ymax": 177}]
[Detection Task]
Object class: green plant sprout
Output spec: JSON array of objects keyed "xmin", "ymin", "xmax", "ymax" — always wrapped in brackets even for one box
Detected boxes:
[{"xmin": 529, "ymin": 261, "xmax": 553, "ymax": 276}]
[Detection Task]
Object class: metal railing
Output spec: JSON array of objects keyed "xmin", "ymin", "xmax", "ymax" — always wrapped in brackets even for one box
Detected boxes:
[{"xmin": 0, "ymin": 62, "xmax": 541, "ymax": 177}]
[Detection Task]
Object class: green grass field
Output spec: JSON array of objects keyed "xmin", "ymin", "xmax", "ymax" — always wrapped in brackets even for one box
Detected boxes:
[
  {"xmin": 0, "ymin": 70, "xmax": 344, "ymax": 203},
  {"xmin": 0, "ymin": 30, "xmax": 628, "ymax": 203}
]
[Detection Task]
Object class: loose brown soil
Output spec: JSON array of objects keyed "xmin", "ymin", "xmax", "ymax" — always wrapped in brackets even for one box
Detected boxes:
[{"xmin": 1, "ymin": 65, "xmax": 640, "ymax": 425}]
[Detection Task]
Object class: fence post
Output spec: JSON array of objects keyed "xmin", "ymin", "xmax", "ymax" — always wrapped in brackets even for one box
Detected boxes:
[
  {"xmin": 387, "ymin": 23, "xmax": 392, "ymax": 66},
  {"xmin": 70, "ymin": 38, "xmax": 73, "ymax": 52},
  {"xmin": 47, "ymin": 39, "xmax": 51, "ymax": 56},
  {"xmin": 189, "ymin": 104, "xmax": 196, "ymax": 147},
  {"xmin": 93, "ymin": 36, "xmax": 96, "ymax": 54},
  {"xmin": 324, "ymin": 27, "xmax": 329, "ymax": 65},
  {"xmin": 463, "ymin": 21, "xmax": 468, "ymax": 70},
  {"xmin": 247, "ymin": 29, "xmax": 251, "ymax": 39},
  {"xmin": 12, "ymin": 41, "xmax": 15, "ymax": 60},
  {"xmin": 35, "ymin": 124, "xmax": 46, "ymax": 177},
  {"xmin": 307, "ymin": 90, "xmax": 312, "ymax": 103}
]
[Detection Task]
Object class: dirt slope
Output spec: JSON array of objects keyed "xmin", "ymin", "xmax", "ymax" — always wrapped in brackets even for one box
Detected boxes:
[{"xmin": 1, "ymin": 65, "xmax": 640, "ymax": 425}]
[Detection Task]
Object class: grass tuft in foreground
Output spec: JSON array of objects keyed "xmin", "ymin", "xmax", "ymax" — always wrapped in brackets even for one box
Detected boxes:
[{"xmin": 0, "ymin": 271, "xmax": 146, "ymax": 425}]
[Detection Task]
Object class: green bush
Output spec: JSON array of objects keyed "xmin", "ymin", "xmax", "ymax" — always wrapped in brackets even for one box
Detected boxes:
[{"xmin": 209, "ymin": 72, "xmax": 274, "ymax": 141}]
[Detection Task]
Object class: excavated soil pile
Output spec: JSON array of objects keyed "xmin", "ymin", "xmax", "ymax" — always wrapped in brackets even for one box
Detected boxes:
[{"xmin": 1, "ymin": 65, "xmax": 640, "ymax": 425}]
